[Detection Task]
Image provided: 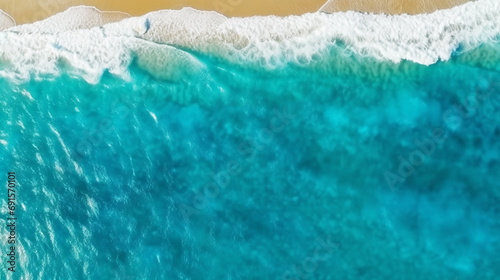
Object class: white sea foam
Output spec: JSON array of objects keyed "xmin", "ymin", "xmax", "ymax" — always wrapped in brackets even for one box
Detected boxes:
[
  {"xmin": 0, "ymin": 1, "xmax": 499, "ymax": 83},
  {"xmin": 8, "ymin": 6, "xmax": 130, "ymax": 33}
]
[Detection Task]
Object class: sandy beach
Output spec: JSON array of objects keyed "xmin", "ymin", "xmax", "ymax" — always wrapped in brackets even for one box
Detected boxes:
[
  {"xmin": 320, "ymin": 0, "xmax": 473, "ymax": 15},
  {"xmin": 0, "ymin": 0, "xmax": 474, "ymax": 25}
]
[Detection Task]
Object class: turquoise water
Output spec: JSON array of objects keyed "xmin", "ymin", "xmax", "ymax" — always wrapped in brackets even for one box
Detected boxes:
[{"xmin": 1, "ymin": 25, "xmax": 500, "ymax": 279}]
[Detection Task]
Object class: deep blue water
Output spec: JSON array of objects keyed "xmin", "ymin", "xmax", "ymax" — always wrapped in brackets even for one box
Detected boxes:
[{"xmin": 1, "ymin": 43, "xmax": 500, "ymax": 279}]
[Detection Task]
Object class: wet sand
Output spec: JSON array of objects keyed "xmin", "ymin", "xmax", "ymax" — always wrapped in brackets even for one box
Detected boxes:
[
  {"xmin": 0, "ymin": 0, "xmax": 474, "ymax": 25},
  {"xmin": 320, "ymin": 0, "xmax": 473, "ymax": 15}
]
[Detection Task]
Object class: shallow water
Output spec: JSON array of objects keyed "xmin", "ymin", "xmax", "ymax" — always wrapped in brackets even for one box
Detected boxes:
[
  {"xmin": 1, "ymin": 44, "xmax": 500, "ymax": 278},
  {"xmin": 1, "ymin": 3, "xmax": 500, "ymax": 279}
]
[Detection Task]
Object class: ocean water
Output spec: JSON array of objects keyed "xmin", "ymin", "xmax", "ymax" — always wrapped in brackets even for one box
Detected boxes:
[{"xmin": 1, "ymin": 2, "xmax": 500, "ymax": 280}]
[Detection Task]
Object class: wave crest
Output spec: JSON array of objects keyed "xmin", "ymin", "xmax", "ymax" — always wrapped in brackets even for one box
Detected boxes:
[{"xmin": 0, "ymin": 1, "xmax": 499, "ymax": 83}]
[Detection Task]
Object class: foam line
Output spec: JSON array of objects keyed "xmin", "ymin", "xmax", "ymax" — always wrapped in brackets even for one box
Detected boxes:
[{"xmin": 0, "ymin": 9, "xmax": 16, "ymax": 31}]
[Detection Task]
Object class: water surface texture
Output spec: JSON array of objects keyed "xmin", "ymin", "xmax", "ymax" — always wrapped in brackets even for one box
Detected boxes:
[{"xmin": 1, "ymin": 2, "xmax": 500, "ymax": 279}]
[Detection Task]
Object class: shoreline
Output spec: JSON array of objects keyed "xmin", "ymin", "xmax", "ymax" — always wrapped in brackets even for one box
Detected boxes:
[
  {"xmin": 0, "ymin": 0, "xmax": 475, "ymax": 25},
  {"xmin": 0, "ymin": 0, "xmax": 325, "ymax": 25},
  {"xmin": 320, "ymin": 0, "xmax": 474, "ymax": 15},
  {"xmin": 0, "ymin": 0, "xmax": 497, "ymax": 82}
]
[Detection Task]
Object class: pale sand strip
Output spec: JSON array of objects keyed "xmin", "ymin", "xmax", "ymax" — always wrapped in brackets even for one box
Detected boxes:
[
  {"xmin": 0, "ymin": 0, "xmax": 474, "ymax": 25},
  {"xmin": 320, "ymin": 0, "xmax": 473, "ymax": 15}
]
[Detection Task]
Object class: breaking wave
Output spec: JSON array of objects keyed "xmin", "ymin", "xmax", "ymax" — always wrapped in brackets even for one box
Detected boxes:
[{"xmin": 0, "ymin": 0, "xmax": 499, "ymax": 83}]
